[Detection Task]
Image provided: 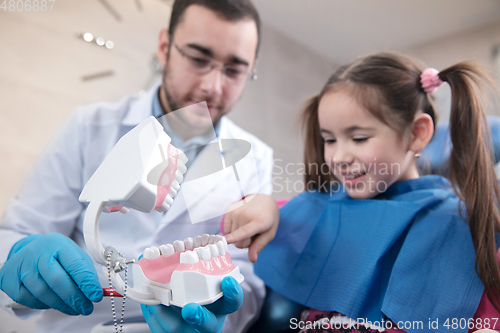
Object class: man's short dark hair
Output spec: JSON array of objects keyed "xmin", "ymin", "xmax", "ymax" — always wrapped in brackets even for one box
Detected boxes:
[{"xmin": 169, "ymin": 0, "xmax": 261, "ymax": 56}]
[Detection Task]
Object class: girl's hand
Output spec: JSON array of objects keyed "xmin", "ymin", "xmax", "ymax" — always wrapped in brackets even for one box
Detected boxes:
[{"xmin": 223, "ymin": 194, "xmax": 279, "ymax": 263}]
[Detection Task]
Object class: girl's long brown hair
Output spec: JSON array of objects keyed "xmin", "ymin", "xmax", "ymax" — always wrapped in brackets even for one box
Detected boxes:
[{"xmin": 301, "ymin": 52, "xmax": 500, "ymax": 309}]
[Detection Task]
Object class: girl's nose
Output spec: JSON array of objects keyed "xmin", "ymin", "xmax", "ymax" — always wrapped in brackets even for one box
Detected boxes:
[{"xmin": 331, "ymin": 146, "xmax": 354, "ymax": 166}]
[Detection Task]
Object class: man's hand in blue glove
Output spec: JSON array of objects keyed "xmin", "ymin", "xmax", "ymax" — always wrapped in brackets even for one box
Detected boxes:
[
  {"xmin": 141, "ymin": 276, "xmax": 243, "ymax": 333},
  {"xmin": 0, "ymin": 233, "xmax": 103, "ymax": 315}
]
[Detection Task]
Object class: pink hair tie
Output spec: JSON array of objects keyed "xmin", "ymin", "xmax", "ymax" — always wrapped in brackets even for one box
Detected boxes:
[{"xmin": 420, "ymin": 68, "xmax": 444, "ymax": 94}]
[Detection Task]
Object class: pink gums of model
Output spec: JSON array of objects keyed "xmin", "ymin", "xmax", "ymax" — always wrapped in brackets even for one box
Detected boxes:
[{"xmin": 132, "ymin": 234, "xmax": 244, "ymax": 307}]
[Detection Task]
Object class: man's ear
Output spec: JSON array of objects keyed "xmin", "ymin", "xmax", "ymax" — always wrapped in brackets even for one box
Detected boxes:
[
  {"xmin": 409, "ymin": 113, "xmax": 434, "ymax": 154},
  {"xmin": 157, "ymin": 28, "xmax": 170, "ymax": 67}
]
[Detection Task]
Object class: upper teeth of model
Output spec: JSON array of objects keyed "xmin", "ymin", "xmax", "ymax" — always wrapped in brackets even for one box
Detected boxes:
[
  {"xmin": 156, "ymin": 152, "xmax": 186, "ymax": 212},
  {"xmin": 168, "ymin": 182, "xmax": 179, "ymax": 202},
  {"xmin": 143, "ymin": 234, "xmax": 229, "ymax": 263}
]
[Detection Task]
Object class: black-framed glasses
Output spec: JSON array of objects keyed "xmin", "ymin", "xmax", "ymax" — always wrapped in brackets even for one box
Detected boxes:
[{"xmin": 172, "ymin": 41, "xmax": 257, "ymax": 84}]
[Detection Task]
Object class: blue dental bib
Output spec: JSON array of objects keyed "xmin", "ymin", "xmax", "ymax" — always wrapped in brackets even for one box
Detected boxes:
[{"xmin": 255, "ymin": 175, "xmax": 493, "ymax": 333}]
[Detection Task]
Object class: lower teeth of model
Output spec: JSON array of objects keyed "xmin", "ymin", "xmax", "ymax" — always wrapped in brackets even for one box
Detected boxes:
[{"xmin": 143, "ymin": 234, "xmax": 228, "ymax": 262}]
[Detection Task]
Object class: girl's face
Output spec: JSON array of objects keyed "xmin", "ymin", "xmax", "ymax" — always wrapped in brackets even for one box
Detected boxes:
[{"xmin": 318, "ymin": 90, "xmax": 419, "ymax": 199}]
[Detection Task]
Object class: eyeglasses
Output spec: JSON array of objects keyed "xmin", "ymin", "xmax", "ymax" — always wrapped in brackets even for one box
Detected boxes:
[{"xmin": 172, "ymin": 41, "xmax": 257, "ymax": 84}]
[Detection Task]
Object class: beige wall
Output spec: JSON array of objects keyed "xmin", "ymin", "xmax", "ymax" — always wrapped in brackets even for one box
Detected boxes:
[
  {"xmin": 405, "ymin": 20, "xmax": 500, "ymax": 71},
  {"xmin": 228, "ymin": 24, "xmax": 337, "ymax": 199},
  {"xmin": 403, "ymin": 20, "xmax": 500, "ymax": 121},
  {"xmin": 0, "ymin": 0, "xmax": 171, "ymax": 217}
]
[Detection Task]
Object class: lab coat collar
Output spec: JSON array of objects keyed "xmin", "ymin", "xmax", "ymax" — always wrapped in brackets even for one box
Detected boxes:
[{"xmin": 122, "ymin": 83, "xmax": 161, "ymax": 126}]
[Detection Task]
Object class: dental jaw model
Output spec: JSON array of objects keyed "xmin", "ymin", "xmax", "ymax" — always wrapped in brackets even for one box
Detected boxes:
[
  {"xmin": 135, "ymin": 233, "xmax": 242, "ymax": 307},
  {"xmin": 79, "ymin": 116, "xmax": 243, "ymax": 308}
]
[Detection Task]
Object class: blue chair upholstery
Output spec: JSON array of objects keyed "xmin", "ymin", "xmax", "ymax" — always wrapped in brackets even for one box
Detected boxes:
[
  {"xmin": 248, "ymin": 286, "xmax": 305, "ymax": 332},
  {"xmin": 419, "ymin": 115, "xmax": 500, "ymax": 176}
]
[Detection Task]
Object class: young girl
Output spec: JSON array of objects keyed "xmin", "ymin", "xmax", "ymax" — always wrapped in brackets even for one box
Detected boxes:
[{"xmin": 252, "ymin": 52, "xmax": 500, "ymax": 333}]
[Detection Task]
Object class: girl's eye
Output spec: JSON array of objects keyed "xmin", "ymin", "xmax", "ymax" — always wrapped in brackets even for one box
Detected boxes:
[
  {"xmin": 323, "ymin": 138, "xmax": 336, "ymax": 144},
  {"xmin": 353, "ymin": 137, "xmax": 368, "ymax": 143}
]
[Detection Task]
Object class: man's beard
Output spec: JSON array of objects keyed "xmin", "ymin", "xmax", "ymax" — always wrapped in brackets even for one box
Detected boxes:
[
  {"xmin": 161, "ymin": 59, "xmax": 230, "ymax": 124},
  {"xmin": 162, "ymin": 80, "xmax": 180, "ymax": 114}
]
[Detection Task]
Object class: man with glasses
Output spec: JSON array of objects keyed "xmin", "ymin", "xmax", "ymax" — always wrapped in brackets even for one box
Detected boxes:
[{"xmin": 0, "ymin": 0, "xmax": 274, "ymax": 332}]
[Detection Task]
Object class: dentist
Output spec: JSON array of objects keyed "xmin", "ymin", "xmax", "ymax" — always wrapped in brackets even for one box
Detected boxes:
[{"xmin": 0, "ymin": 0, "xmax": 274, "ymax": 332}]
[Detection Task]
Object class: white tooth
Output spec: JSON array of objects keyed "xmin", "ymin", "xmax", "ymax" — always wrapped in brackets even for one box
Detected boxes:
[
  {"xmin": 184, "ymin": 237, "xmax": 194, "ymax": 250},
  {"xmin": 144, "ymin": 247, "xmax": 160, "ymax": 260},
  {"xmin": 171, "ymin": 180, "xmax": 180, "ymax": 191},
  {"xmin": 173, "ymin": 240, "xmax": 185, "ymax": 252},
  {"xmin": 177, "ymin": 162, "xmax": 187, "ymax": 174},
  {"xmin": 151, "ymin": 246, "xmax": 161, "ymax": 258},
  {"xmin": 180, "ymin": 250, "xmax": 199, "ymax": 264},
  {"xmin": 119, "ymin": 207, "xmax": 129, "ymax": 214},
  {"xmin": 176, "ymin": 170, "xmax": 184, "ymax": 183},
  {"xmin": 222, "ymin": 236, "xmax": 229, "ymax": 251},
  {"xmin": 177, "ymin": 151, "xmax": 188, "ymax": 164},
  {"xmin": 144, "ymin": 247, "xmax": 154, "ymax": 259},
  {"xmin": 194, "ymin": 236, "xmax": 202, "ymax": 248},
  {"xmin": 195, "ymin": 246, "xmax": 211, "ymax": 261},
  {"xmin": 216, "ymin": 241, "xmax": 226, "ymax": 256},
  {"xmin": 156, "ymin": 204, "xmax": 170, "ymax": 213},
  {"xmin": 181, "ymin": 152, "xmax": 189, "ymax": 164},
  {"xmin": 169, "ymin": 186, "xmax": 178, "ymax": 198},
  {"xmin": 209, "ymin": 244, "xmax": 219, "ymax": 257},
  {"xmin": 214, "ymin": 235, "xmax": 223, "ymax": 243},
  {"xmin": 201, "ymin": 234, "xmax": 209, "ymax": 246},
  {"xmin": 164, "ymin": 194, "xmax": 174, "ymax": 206},
  {"xmin": 159, "ymin": 244, "xmax": 174, "ymax": 257},
  {"xmin": 208, "ymin": 235, "xmax": 215, "ymax": 244}
]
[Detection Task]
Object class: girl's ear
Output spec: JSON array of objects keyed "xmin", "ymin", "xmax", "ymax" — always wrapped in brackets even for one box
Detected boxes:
[{"xmin": 409, "ymin": 113, "xmax": 434, "ymax": 153}]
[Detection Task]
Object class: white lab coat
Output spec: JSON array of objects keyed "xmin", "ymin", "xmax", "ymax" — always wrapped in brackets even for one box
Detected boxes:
[{"xmin": 0, "ymin": 85, "xmax": 273, "ymax": 333}]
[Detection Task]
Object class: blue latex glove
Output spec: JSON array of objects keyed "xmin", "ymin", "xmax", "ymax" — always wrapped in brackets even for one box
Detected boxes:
[
  {"xmin": 141, "ymin": 276, "xmax": 243, "ymax": 333},
  {"xmin": 0, "ymin": 233, "xmax": 103, "ymax": 315}
]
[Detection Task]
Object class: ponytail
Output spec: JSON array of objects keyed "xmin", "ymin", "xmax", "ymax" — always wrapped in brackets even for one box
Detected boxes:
[{"xmin": 440, "ymin": 63, "xmax": 500, "ymax": 309}]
